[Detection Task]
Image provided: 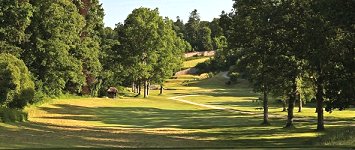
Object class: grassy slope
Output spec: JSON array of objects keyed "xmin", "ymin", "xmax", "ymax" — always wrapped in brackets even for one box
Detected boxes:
[
  {"xmin": 0, "ymin": 64, "xmax": 354, "ymax": 148},
  {"xmin": 182, "ymin": 57, "xmax": 210, "ymax": 69}
]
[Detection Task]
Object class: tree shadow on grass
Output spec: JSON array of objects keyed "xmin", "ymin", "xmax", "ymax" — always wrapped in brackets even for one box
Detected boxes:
[
  {"xmin": 1, "ymin": 104, "xmax": 351, "ymax": 148},
  {"xmin": 38, "ymin": 104, "xmax": 261, "ymax": 129}
]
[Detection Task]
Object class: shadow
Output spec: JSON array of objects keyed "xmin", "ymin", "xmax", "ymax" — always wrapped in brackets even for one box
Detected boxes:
[
  {"xmin": 38, "ymin": 104, "xmax": 261, "ymax": 129},
  {"xmin": 1, "ymin": 103, "xmax": 353, "ymax": 148},
  {"xmin": 206, "ymin": 100, "xmax": 262, "ymax": 109},
  {"xmin": 0, "ymin": 105, "xmax": 319, "ymax": 149}
]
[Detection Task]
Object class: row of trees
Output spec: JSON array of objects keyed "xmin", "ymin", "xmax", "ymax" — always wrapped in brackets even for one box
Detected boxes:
[
  {"xmin": 173, "ymin": 9, "xmax": 232, "ymax": 52},
  {"xmin": 0, "ymin": 1, "xmax": 187, "ymax": 108},
  {"xmin": 219, "ymin": 0, "xmax": 354, "ymax": 131},
  {"xmin": 0, "ymin": 0, "xmax": 104, "ymax": 108}
]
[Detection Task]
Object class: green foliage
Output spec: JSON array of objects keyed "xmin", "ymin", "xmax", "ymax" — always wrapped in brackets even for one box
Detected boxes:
[
  {"xmin": 75, "ymin": 0, "xmax": 104, "ymax": 95},
  {"xmin": 209, "ymin": 18, "xmax": 223, "ymax": 39},
  {"xmin": 229, "ymin": 72, "xmax": 240, "ymax": 83},
  {"xmin": 0, "ymin": 0, "xmax": 33, "ymax": 56},
  {"xmin": 30, "ymin": 90, "xmax": 49, "ymax": 105},
  {"xmin": 0, "ymin": 0, "xmax": 33, "ymax": 57},
  {"xmin": 152, "ymin": 18, "xmax": 186, "ymax": 85},
  {"xmin": 99, "ymin": 26, "xmax": 124, "ymax": 90},
  {"xmin": 213, "ymin": 36, "xmax": 228, "ymax": 51},
  {"xmin": 0, "ymin": 54, "xmax": 34, "ymax": 109},
  {"xmin": 185, "ymin": 9, "xmax": 201, "ymax": 51},
  {"xmin": 173, "ymin": 16, "xmax": 186, "ymax": 39},
  {"xmin": 23, "ymin": 0, "xmax": 86, "ymax": 96},
  {"xmin": 0, "ymin": 41, "xmax": 23, "ymax": 57},
  {"xmin": 198, "ymin": 27, "xmax": 213, "ymax": 51},
  {"xmin": 297, "ymin": 77, "xmax": 315, "ymax": 103},
  {"xmin": 0, "ymin": 107, "xmax": 28, "ymax": 122},
  {"xmin": 194, "ymin": 59, "xmax": 216, "ymax": 74},
  {"xmin": 219, "ymin": 11, "xmax": 233, "ymax": 39},
  {"xmin": 119, "ymin": 8, "xmax": 185, "ymax": 89}
]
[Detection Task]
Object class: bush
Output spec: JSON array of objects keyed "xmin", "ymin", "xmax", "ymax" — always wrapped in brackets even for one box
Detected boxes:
[
  {"xmin": 0, "ymin": 107, "xmax": 28, "ymax": 122},
  {"xmin": 31, "ymin": 90, "xmax": 46, "ymax": 104},
  {"xmin": 229, "ymin": 72, "xmax": 240, "ymax": 83},
  {"xmin": 195, "ymin": 60, "xmax": 212, "ymax": 74},
  {"xmin": 0, "ymin": 53, "xmax": 35, "ymax": 109}
]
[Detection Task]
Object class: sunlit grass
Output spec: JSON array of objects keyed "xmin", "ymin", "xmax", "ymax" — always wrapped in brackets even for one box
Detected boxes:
[
  {"xmin": 0, "ymin": 71, "xmax": 354, "ymax": 148},
  {"xmin": 182, "ymin": 57, "xmax": 210, "ymax": 69}
]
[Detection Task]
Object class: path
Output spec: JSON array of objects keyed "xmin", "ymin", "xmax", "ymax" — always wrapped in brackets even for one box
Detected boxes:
[
  {"xmin": 168, "ymin": 95, "xmax": 330, "ymax": 122},
  {"xmin": 168, "ymin": 95, "xmax": 255, "ymax": 115},
  {"xmin": 221, "ymin": 71, "xmax": 230, "ymax": 79}
]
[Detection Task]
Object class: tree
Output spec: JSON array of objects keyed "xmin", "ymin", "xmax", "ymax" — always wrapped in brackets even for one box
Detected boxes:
[
  {"xmin": 232, "ymin": 0, "xmax": 281, "ymax": 125},
  {"xmin": 219, "ymin": 10, "xmax": 233, "ymax": 39},
  {"xmin": 173, "ymin": 16, "xmax": 186, "ymax": 39},
  {"xmin": 152, "ymin": 18, "xmax": 185, "ymax": 95},
  {"xmin": 98, "ymin": 26, "xmax": 124, "ymax": 96},
  {"xmin": 74, "ymin": 0, "xmax": 104, "ymax": 95},
  {"xmin": 23, "ymin": 0, "xmax": 85, "ymax": 96},
  {"xmin": 185, "ymin": 9, "xmax": 201, "ymax": 51},
  {"xmin": 0, "ymin": 0, "xmax": 33, "ymax": 56},
  {"xmin": 119, "ymin": 8, "xmax": 186, "ymax": 98},
  {"xmin": 301, "ymin": 0, "xmax": 355, "ymax": 131},
  {"xmin": 0, "ymin": 53, "xmax": 34, "ymax": 109},
  {"xmin": 120, "ymin": 8, "xmax": 161, "ymax": 98},
  {"xmin": 210, "ymin": 18, "xmax": 224, "ymax": 39},
  {"xmin": 198, "ymin": 27, "xmax": 213, "ymax": 51}
]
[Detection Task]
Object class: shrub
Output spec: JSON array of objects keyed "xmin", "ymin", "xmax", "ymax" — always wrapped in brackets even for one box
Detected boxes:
[
  {"xmin": 0, "ymin": 53, "xmax": 35, "ymax": 109},
  {"xmin": 229, "ymin": 72, "xmax": 240, "ymax": 83},
  {"xmin": 0, "ymin": 107, "xmax": 28, "ymax": 122},
  {"xmin": 195, "ymin": 60, "xmax": 212, "ymax": 74}
]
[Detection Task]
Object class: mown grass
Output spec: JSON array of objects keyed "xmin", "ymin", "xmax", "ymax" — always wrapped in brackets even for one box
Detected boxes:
[
  {"xmin": 0, "ymin": 72, "xmax": 353, "ymax": 148},
  {"xmin": 182, "ymin": 57, "xmax": 210, "ymax": 69}
]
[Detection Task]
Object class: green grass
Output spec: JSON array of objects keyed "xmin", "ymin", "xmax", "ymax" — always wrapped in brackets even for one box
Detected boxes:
[
  {"xmin": 182, "ymin": 57, "xmax": 210, "ymax": 69},
  {"xmin": 316, "ymin": 127, "xmax": 355, "ymax": 146},
  {"xmin": 0, "ymin": 72, "xmax": 354, "ymax": 148}
]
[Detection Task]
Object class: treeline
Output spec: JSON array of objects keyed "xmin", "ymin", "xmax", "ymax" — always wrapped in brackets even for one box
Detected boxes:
[
  {"xmin": 207, "ymin": 0, "xmax": 354, "ymax": 130},
  {"xmin": 0, "ymin": 0, "xmax": 188, "ymax": 108},
  {"xmin": 173, "ymin": 9, "xmax": 231, "ymax": 52}
]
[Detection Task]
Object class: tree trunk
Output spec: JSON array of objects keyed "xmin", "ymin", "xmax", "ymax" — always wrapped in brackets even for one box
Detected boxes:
[
  {"xmin": 159, "ymin": 85, "xmax": 163, "ymax": 95},
  {"xmin": 282, "ymin": 99, "xmax": 287, "ymax": 112},
  {"xmin": 143, "ymin": 80, "xmax": 148, "ymax": 98},
  {"xmin": 316, "ymin": 78, "xmax": 325, "ymax": 131},
  {"xmin": 285, "ymin": 79, "xmax": 297, "ymax": 128},
  {"xmin": 146, "ymin": 82, "xmax": 150, "ymax": 96},
  {"xmin": 298, "ymin": 96, "xmax": 302, "ymax": 112},
  {"xmin": 136, "ymin": 83, "xmax": 139, "ymax": 94},
  {"xmin": 262, "ymin": 91, "xmax": 270, "ymax": 125},
  {"xmin": 138, "ymin": 81, "xmax": 141, "ymax": 95},
  {"xmin": 132, "ymin": 82, "xmax": 136, "ymax": 93}
]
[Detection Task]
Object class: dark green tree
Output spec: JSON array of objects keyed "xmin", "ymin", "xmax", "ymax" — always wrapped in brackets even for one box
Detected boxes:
[
  {"xmin": 120, "ymin": 8, "xmax": 163, "ymax": 98},
  {"xmin": 23, "ymin": 0, "xmax": 85, "ymax": 96},
  {"xmin": 232, "ymin": 0, "xmax": 282, "ymax": 125},
  {"xmin": 185, "ymin": 9, "xmax": 201, "ymax": 51},
  {"xmin": 219, "ymin": 10, "xmax": 233, "ymax": 39},
  {"xmin": 0, "ymin": 0, "xmax": 33, "ymax": 56},
  {"xmin": 152, "ymin": 18, "xmax": 185, "ymax": 95},
  {"xmin": 0, "ymin": 53, "xmax": 34, "ymax": 109},
  {"xmin": 74, "ymin": 0, "xmax": 104, "ymax": 95},
  {"xmin": 173, "ymin": 16, "xmax": 186, "ymax": 39},
  {"xmin": 209, "ymin": 18, "xmax": 224, "ymax": 39},
  {"xmin": 198, "ymin": 27, "xmax": 213, "ymax": 51},
  {"xmin": 301, "ymin": 0, "xmax": 355, "ymax": 131}
]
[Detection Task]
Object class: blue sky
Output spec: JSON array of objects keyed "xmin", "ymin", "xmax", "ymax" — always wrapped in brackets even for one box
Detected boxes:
[{"xmin": 101, "ymin": 0, "xmax": 234, "ymax": 28}]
